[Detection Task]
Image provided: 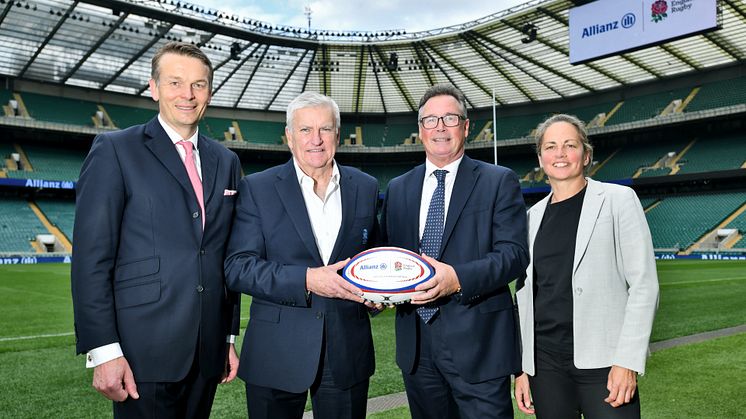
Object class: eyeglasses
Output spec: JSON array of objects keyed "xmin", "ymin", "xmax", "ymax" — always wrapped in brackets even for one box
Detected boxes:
[{"xmin": 419, "ymin": 114, "xmax": 465, "ymax": 129}]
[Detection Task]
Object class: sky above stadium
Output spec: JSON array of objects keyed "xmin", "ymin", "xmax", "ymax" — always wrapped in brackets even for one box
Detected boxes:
[{"xmin": 190, "ymin": 0, "xmax": 528, "ymax": 32}]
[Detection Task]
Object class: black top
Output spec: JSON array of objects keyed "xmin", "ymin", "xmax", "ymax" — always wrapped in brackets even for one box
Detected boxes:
[{"xmin": 533, "ymin": 186, "xmax": 586, "ymax": 354}]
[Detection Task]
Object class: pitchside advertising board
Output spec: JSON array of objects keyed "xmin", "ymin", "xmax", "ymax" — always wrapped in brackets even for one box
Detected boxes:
[{"xmin": 569, "ymin": 0, "xmax": 719, "ymax": 64}]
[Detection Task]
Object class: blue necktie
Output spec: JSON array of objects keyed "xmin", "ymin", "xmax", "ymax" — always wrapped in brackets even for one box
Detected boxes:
[{"xmin": 417, "ymin": 169, "xmax": 447, "ymax": 323}]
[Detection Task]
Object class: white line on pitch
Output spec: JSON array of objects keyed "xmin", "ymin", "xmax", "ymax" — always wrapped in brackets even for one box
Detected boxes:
[{"xmin": 0, "ymin": 332, "xmax": 74, "ymax": 342}]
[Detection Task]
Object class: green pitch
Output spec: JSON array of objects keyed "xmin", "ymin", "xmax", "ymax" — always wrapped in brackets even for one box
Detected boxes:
[{"xmin": 0, "ymin": 260, "xmax": 744, "ymax": 418}]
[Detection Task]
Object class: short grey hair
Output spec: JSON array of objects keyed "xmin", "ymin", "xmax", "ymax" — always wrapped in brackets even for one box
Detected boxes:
[
  {"xmin": 286, "ymin": 91, "xmax": 340, "ymax": 133},
  {"xmin": 417, "ymin": 84, "xmax": 468, "ymax": 120},
  {"xmin": 534, "ymin": 113, "xmax": 594, "ymax": 175}
]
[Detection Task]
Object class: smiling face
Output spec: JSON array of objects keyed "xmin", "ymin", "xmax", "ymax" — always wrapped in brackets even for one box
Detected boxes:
[
  {"xmin": 419, "ymin": 95, "xmax": 469, "ymax": 167},
  {"xmin": 149, "ymin": 52, "xmax": 211, "ymax": 139},
  {"xmin": 286, "ymin": 105, "xmax": 339, "ymax": 177},
  {"xmin": 538, "ymin": 121, "xmax": 590, "ymax": 184}
]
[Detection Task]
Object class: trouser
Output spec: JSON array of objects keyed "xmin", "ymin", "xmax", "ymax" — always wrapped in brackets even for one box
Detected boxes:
[{"xmin": 528, "ymin": 347, "xmax": 641, "ymax": 419}]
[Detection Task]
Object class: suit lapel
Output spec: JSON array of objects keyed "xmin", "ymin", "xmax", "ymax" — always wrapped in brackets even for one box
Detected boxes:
[
  {"xmin": 143, "ymin": 118, "xmax": 194, "ymax": 199},
  {"xmin": 275, "ymin": 160, "xmax": 323, "ymax": 265},
  {"xmin": 198, "ymin": 135, "xmax": 219, "ymax": 213},
  {"xmin": 328, "ymin": 165, "xmax": 357, "ymax": 263},
  {"xmin": 573, "ymin": 179, "xmax": 604, "ymax": 274},
  {"xmin": 404, "ymin": 164, "xmax": 426, "ymax": 250},
  {"xmin": 440, "ymin": 156, "xmax": 478, "ymax": 256}
]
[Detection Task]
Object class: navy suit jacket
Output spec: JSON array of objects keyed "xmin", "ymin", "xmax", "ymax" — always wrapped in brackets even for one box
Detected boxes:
[
  {"xmin": 224, "ymin": 160, "xmax": 378, "ymax": 393},
  {"xmin": 381, "ymin": 155, "xmax": 529, "ymax": 383},
  {"xmin": 71, "ymin": 117, "xmax": 242, "ymax": 382}
]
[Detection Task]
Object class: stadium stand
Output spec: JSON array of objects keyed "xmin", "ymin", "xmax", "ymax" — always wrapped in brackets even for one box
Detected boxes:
[
  {"xmin": 104, "ymin": 103, "xmax": 157, "ymax": 129},
  {"xmin": 726, "ymin": 210, "xmax": 746, "ymax": 249},
  {"xmin": 21, "ymin": 92, "xmax": 100, "ymax": 126},
  {"xmin": 237, "ymin": 119, "xmax": 285, "ymax": 145},
  {"xmin": 685, "ymin": 76, "xmax": 746, "ymax": 112},
  {"xmin": 592, "ymin": 138, "xmax": 688, "ymax": 181},
  {"xmin": 605, "ymin": 87, "xmax": 693, "ymax": 125},
  {"xmin": 676, "ymin": 135, "xmax": 746, "ymax": 174},
  {"xmin": 495, "ymin": 113, "xmax": 549, "ymax": 141},
  {"xmin": 5, "ymin": 144, "xmax": 86, "ymax": 181},
  {"xmin": 0, "ymin": 198, "xmax": 48, "ymax": 252},
  {"xmin": 644, "ymin": 192, "xmax": 746, "ymax": 250},
  {"xmin": 384, "ymin": 123, "xmax": 418, "ymax": 146},
  {"xmin": 35, "ymin": 198, "xmax": 75, "ymax": 242}
]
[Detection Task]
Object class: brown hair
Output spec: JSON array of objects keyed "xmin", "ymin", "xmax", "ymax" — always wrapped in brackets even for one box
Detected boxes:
[
  {"xmin": 151, "ymin": 42, "xmax": 213, "ymax": 89},
  {"xmin": 418, "ymin": 83, "xmax": 468, "ymax": 120},
  {"xmin": 534, "ymin": 113, "xmax": 594, "ymax": 175}
]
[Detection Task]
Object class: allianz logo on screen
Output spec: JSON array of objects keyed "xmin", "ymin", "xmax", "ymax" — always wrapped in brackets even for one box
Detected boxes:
[{"xmin": 581, "ymin": 12, "xmax": 636, "ymax": 38}]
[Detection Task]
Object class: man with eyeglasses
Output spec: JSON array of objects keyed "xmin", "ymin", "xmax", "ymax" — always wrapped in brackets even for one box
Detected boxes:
[{"xmin": 381, "ymin": 84, "xmax": 529, "ymax": 418}]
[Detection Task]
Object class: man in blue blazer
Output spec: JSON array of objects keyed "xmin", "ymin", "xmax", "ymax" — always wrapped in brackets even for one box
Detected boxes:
[
  {"xmin": 71, "ymin": 42, "xmax": 241, "ymax": 418},
  {"xmin": 224, "ymin": 92, "xmax": 378, "ymax": 419},
  {"xmin": 380, "ymin": 84, "xmax": 529, "ymax": 419}
]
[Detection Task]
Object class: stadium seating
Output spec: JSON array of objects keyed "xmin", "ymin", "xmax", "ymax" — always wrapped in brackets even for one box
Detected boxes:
[
  {"xmin": 35, "ymin": 198, "xmax": 75, "ymax": 241},
  {"xmin": 686, "ymin": 76, "xmax": 746, "ymax": 112},
  {"xmin": 561, "ymin": 101, "xmax": 619, "ymax": 126},
  {"xmin": 676, "ymin": 135, "xmax": 746, "ymax": 174},
  {"xmin": 237, "ymin": 119, "xmax": 285, "ymax": 144},
  {"xmin": 592, "ymin": 138, "xmax": 688, "ymax": 181},
  {"xmin": 199, "ymin": 116, "xmax": 236, "ymax": 141},
  {"xmin": 726, "ymin": 210, "xmax": 746, "ymax": 249},
  {"xmin": 605, "ymin": 87, "xmax": 693, "ymax": 125},
  {"xmin": 5, "ymin": 144, "xmax": 87, "ymax": 181},
  {"xmin": 21, "ymin": 92, "xmax": 100, "ymax": 126},
  {"xmin": 384, "ymin": 123, "xmax": 418, "ymax": 146},
  {"xmin": 0, "ymin": 198, "xmax": 48, "ymax": 252},
  {"xmin": 495, "ymin": 113, "xmax": 548, "ymax": 141},
  {"xmin": 644, "ymin": 192, "xmax": 746, "ymax": 250},
  {"xmin": 104, "ymin": 103, "xmax": 157, "ymax": 128}
]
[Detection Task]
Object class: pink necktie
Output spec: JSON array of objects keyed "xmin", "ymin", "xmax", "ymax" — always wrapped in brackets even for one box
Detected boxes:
[{"xmin": 178, "ymin": 140, "xmax": 205, "ymax": 230}]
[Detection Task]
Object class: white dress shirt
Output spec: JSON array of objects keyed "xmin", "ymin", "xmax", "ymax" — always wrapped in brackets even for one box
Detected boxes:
[
  {"xmin": 293, "ymin": 159, "xmax": 342, "ymax": 265},
  {"xmin": 418, "ymin": 156, "xmax": 463, "ymax": 242},
  {"xmin": 85, "ymin": 117, "xmax": 226, "ymax": 368},
  {"xmin": 159, "ymin": 114, "xmax": 202, "ymax": 180}
]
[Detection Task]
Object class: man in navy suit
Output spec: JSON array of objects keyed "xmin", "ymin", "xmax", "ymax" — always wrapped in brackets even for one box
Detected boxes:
[
  {"xmin": 380, "ymin": 84, "xmax": 529, "ymax": 419},
  {"xmin": 224, "ymin": 91, "xmax": 379, "ymax": 419},
  {"xmin": 71, "ymin": 42, "xmax": 241, "ymax": 418}
]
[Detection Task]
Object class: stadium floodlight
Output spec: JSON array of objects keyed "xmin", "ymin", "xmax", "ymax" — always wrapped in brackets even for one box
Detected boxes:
[
  {"xmin": 521, "ymin": 23, "xmax": 537, "ymax": 44},
  {"xmin": 387, "ymin": 53, "xmax": 399, "ymax": 71},
  {"xmin": 230, "ymin": 42, "xmax": 241, "ymax": 60}
]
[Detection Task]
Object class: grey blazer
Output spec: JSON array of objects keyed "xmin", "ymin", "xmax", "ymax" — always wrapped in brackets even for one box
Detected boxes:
[{"xmin": 516, "ymin": 178, "xmax": 659, "ymax": 375}]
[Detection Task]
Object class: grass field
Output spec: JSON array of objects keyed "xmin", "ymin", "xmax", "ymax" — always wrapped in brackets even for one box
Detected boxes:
[{"xmin": 0, "ymin": 260, "xmax": 744, "ymax": 418}]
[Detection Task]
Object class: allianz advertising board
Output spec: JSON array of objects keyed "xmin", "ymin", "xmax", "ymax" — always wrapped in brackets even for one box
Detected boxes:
[{"xmin": 569, "ymin": 0, "xmax": 718, "ymax": 64}]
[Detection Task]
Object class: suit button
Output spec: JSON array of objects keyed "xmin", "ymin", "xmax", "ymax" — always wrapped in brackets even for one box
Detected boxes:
[
  {"xmin": 200, "ymin": 249, "xmax": 206, "ymax": 255},
  {"xmin": 193, "ymin": 211, "xmax": 199, "ymax": 219},
  {"xmin": 196, "ymin": 285, "xmax": 204, "ymax": 293},
  {"xmin": 315, "ymin": 312, "xmax": 323, "ymax": 319},
  {"xmin": 575, "ymin": 287, "xmax": 583, "ymax": 296}
]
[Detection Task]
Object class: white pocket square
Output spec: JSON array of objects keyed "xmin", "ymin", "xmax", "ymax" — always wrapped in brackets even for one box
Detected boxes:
[{"xmin": 224, "ymin": 189, "xmax": 237, "ymax": 196}]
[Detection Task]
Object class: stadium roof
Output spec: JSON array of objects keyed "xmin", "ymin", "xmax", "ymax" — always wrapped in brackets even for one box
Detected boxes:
[{"xmin": 1, "ymin": 0, "xmax": 744, "ymax": 114}]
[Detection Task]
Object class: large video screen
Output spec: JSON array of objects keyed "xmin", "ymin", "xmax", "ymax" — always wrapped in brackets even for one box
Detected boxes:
[{"xmin": 569, "ymin": 0, "xmax": 719, "ymax": 65}]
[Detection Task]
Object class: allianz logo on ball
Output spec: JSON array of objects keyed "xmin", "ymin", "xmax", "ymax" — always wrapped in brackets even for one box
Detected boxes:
[{"xmin": 342, "ymin": 247, "xmax": 435, "ymax": 305}]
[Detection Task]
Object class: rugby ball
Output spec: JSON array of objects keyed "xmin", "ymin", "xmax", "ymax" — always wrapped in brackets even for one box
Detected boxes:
[{"xmin": 342, "ymin": 247, "xmax": 435, "ymax": 305}]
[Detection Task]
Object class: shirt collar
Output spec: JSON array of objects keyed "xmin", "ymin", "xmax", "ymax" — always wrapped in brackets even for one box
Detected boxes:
[
  {"xmin": 292, "ymin": 158, "xmax": 340, "ymax": 187},
  {"xmin": 158, "ymin": 114, "xmax": 199, "ymax": 149},
  {"xmin": 425, "ymin": 155, "xmax": 463, "ymax": 179}
]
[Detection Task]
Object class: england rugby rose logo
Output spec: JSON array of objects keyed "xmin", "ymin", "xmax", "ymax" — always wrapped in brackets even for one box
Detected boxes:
[{"xmin": 651, "ymin": 0, "xmax": 668, "ymax": 23}]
